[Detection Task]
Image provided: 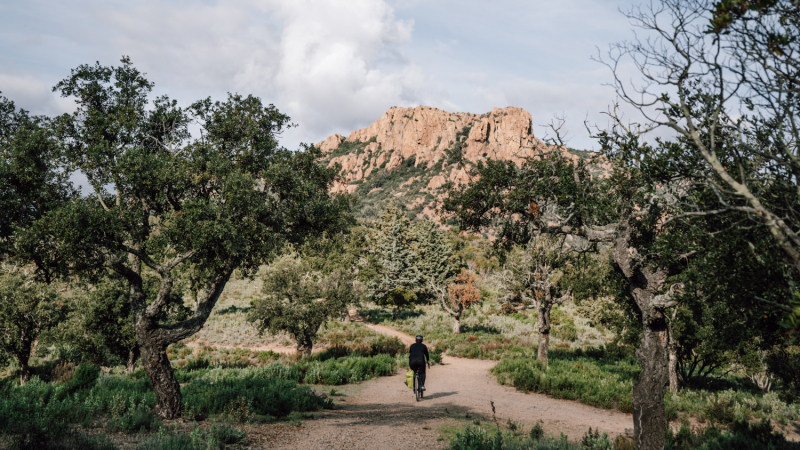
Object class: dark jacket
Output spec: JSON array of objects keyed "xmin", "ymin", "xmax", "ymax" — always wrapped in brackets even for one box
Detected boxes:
[{"xmin": 409, "ymin": 342, "xmax": 429, "ymax": 367}]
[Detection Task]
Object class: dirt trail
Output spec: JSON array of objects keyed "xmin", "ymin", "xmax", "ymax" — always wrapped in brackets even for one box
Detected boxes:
[{"xmin": 270, "ymin": 317, "xmax": 633, "ymax": 449}]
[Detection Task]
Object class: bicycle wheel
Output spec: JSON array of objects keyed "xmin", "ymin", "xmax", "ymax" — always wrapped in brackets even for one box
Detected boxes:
[{"xmin": 415, "ymin": 372, "xmax": 421, "ymax": 402}]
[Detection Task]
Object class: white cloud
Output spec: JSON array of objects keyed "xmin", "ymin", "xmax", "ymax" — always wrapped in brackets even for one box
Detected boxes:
[
  {"xmin": 86, "ymin": 0, "xmax": 426, "ymax": 146},
  {"xmin": 1, "ymin": 0, "xmax": 659, "ymax": 151},
  {"xmin": 269, "ymin": 0, "xmax": 422, "ymax": 138},
  {"xmin": 0, "ymin": 72, "xmax": 74, "ymax": 116}
]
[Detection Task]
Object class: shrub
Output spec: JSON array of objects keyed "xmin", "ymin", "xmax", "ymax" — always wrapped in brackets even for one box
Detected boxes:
[
  {"xmin": 106, "ymin": 405, "xmax": 162, "ymax": 434},
  {"xmin": 448, "ymin": 427, "xmax": 503, "ymax": 450},
  {"xmin": 68, "ymin": 363, "xmax": 101, "ymax": 392},
  {"xmin": 52, "ymin": 361, "xmax": 76, "ymax": 384},
  {"xmin": 136, "ymin": 424, "xmax": 246, "ymax": 450},
  {"xmin": 447, "ymin": 425, "xmax": 581, "ymax": 450},
  {"xmin": 181, "ymin": 376, "xmax": 330, "ymax": 418},
  {"xmin": 580, "ymin": 428, "xmax": 613, "ymax": 450},
  {"xmin": 530, "ymin": 421, "xmax": 544, "ymax": 441},
  {"xmin": 664, "ymin": 419, "xmax": 800, "ymax": 450}
]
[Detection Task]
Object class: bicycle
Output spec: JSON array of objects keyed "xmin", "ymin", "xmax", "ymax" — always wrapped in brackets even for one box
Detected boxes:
[
  {"xmin": 412, "ymin": 363, "xmax": 430, "ymax": 402},
  {"xmin": 413, "ymin": 367, "xmax": 423, "ymax": 402}
]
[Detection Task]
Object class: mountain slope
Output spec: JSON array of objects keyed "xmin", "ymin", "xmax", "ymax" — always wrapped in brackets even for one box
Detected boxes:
[{"xmin": 318, "ymin": 105, "xmax": 583, "ymax": 220}]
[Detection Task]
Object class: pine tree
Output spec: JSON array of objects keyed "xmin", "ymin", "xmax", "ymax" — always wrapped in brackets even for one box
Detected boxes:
[
  {"xmin": 369, "ymin": 206, "xmax": 421, "ymax": 312},
  {"xmin": 415, "ymin": 220, "xmax": 454, "ymax": 291}
]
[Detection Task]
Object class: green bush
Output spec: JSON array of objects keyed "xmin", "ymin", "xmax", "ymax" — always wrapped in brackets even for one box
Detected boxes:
[
  {"xmin": 181, "ymin": 376, "xmax": 330, "ymax": 418},
  {"xmin": 136, "ymin": 424, "xmax": 246, "ymax": 450},
  {"xmin": 492, "ymin": 357, "xmax": 636, "ymax": 412},
  {"xmin": 447, "ymin": 426, "xmax": 580, "ymax": 450},
  {"xmin": 580, "ymin": 428, "xmax": 613, "ymax": 450},
  {"xmin": 493, "ymin": 350, "xmax": 800, "ymax": 424},
  {"xmin": 106, "ymin": 404, "xmax": 161, "ymax": 434},
  {"xmin": 67, "ymin": 363, "xmax": 101, "ymax": 392},
  {"xmin": 665, "ymin": 419, "xmax": 800, "ymax": 450}
]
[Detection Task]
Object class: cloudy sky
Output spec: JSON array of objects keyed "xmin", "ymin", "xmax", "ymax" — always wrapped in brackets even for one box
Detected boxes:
[{"xmin": 1, "ymin": 0, "xmax": 643, "ymax": 153}]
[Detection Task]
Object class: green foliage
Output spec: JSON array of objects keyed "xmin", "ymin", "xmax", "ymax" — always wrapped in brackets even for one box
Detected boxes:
[
  {"xmin": 580, "ymin": 428, "xmax": 613, "ymax": 450},
  {"xmin": 445, "ymin": 124, "xmax": 473, "ymax": 165},
  {"xmin": 55, "ymin": 276, "xmax": 135, "ymax": 367},
  {"xmin": 665, "ymin": 419, "xmax": 800, "ymax": 450},
  {"xmin": 415, "ymin": 220, "xmax": 455, "ymax": 292},
  {"xmin": 0, "ymin": 349, "xmax": 403, "ymax": 446},
  {"xmin": 325, "ymin": 136, "xmax": 377, "ymax": 159},
  {"xmin": 368, "ymin": 206, "xmax": 423, "ymax": 307},
  {"xmin": 492, "ymin": 355, "xmax": 636, "ymax": 412},
  {"xmin": 0, "ymin": 268, "xmax": 67, "ymax": 380},
  {"xmin": 247, "ymin": 254, "xmax": 354, "ymax": 353},
  {"xmin": 0, "ymin": 95, "xmax": 77, "ymax": 262},
  {"xmin": 530, "ymin": 422, "xmax": 544, "ymax": 441},
  {"xmin": 765, "ymin": 345, "xmax": 800, "ymax": 402},
  {"xmin": 449, "ymin": 426, "xmax": 503, "ymax": 450},
  {"xmin": 68, "ymin": 363, "xmax": 101, "ymax": 392},
  {"xmin": 447, "ymin": 425, "xmax": 580, "ymax": 450},
  {"xmin": 136, "ymin": 423, "xmax": 246, "ymax": 450},
  {"xmin": 491, "ymin": 349, "xmax": 800, "ymax": 423},
  {"xmin": 181, "ymin": 372, "xmax": 330, "ymax": 419},
  {"xmin": 106, "ymin": 403, "xmax": 162, "ymax": 433}
]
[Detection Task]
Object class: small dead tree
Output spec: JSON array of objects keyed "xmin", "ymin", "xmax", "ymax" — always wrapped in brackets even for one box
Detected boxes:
[{"xmin": 499, "ymin": 235, "xmax": 572, "ymax": 366}]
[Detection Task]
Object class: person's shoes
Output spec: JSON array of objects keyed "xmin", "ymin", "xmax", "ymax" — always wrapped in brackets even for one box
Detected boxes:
[{"xmin": 420, "ymin": 386, "xmax": 425, "ymax": 391}]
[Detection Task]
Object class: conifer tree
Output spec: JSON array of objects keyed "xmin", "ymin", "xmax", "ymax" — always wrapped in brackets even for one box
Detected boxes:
[
  {"xmin": 369, "ymin": 206, "xmax": 421, "ymax": 314},
  {"xmin": 415, "ymin": 220, "xmax": 454, "ymax": 291}
]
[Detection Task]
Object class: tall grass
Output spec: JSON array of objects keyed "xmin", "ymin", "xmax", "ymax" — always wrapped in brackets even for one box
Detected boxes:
[
  {"xmin": 0, "ymin": 349, "xmax": 399, "ymax": 447},
  {"xmin": 491, "ymin": 348, "xmax": 800, "ymax": 425}
]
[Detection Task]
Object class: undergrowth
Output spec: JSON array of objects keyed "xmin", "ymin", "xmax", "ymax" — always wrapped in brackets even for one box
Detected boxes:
[{"xmin": 491, "ymin": 351, "xmax": 800, "ymax": 425}]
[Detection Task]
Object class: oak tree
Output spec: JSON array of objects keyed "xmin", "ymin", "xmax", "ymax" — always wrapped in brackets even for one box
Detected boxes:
[{"xmin": 22, "ymin": 58, "xmax": 352, "ymax": 418}]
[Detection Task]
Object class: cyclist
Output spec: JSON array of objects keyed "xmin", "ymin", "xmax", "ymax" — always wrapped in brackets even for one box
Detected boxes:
[{"xmin": 409, "ymin": 335, "xmax": 430, "ymax": 394}]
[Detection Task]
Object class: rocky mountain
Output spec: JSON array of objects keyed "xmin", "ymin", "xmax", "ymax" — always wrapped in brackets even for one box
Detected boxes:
[{"xmin": 318, "ymin": 105, "xmax": 590, "ymax": 221}]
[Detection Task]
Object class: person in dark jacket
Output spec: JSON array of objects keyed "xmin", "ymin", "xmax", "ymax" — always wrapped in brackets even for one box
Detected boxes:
[{"xmin": 409, "ymin": 335, "xmax": 430, "ymax": 393}]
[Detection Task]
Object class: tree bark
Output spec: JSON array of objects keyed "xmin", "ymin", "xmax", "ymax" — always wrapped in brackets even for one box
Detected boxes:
[
  {"xmin": 16, "ymin": 332, "xmax": 33, "ymax": 385},
  {"xmin": 666, "ymin": 312, "xmax": 679, "ymax": 394},
  {"xmin": 140, "ymin": 343, "xmax": 182, "ymax": 419},
  {"xmin": 17, "ymin": 352, "xmax": 31, "ymax": 386},
  {"xmin": 127, "ymin": 348, "xmax": 139, "ymax": 374},
  {"xmin": 537, "ymin": 301, "xmax": 551, "ymax": 366},
  {"xmin": 297, "ymin": 338, "xmax": 313, "ymax": 357},
  {"xmin": 453, "ymin": 315, "xmax": 461, "ymax": 334},
  {"xmin": 611, "ymin": 222, "xmax": 675, "ymax": 450},
  {"xmin": 537, "ymin": 332, "xmax": 550, "ymax": 366}
]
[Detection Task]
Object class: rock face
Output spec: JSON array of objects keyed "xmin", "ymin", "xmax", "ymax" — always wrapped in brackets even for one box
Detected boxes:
[{"xmin": 318, "ymin": 105, "xmax": 579, "ymax": 220}]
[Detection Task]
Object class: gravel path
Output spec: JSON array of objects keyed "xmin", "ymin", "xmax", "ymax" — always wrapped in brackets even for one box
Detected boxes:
[{"xmin": 266, "ymin": 320, "xmax": 633, "ymax": 449}]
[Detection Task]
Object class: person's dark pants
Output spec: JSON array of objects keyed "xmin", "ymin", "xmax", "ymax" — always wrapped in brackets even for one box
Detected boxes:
[{"xmin": 410, "ymin": 362, "xmax": 426, "ymax": 388}]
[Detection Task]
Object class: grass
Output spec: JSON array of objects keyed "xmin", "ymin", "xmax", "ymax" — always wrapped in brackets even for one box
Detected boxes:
[
  {"xmin": 358, "ymin": 301, "xmax": 613, "ymax": 361},
  {"xmin": 443, "ymin": 420, "xmax": 800, "ymax": 450},
  {"xmin": 136, "ymin": 423, "xmax": 247, "ymax": 450},
  {"xmin": 444, "ymin": 424, "xmax": 616, "ymax": 450},
  {"xmin": 360, "ymin": 301, "xmax": 800, "ymax": 429},
  {"xmin": 491, "ymin": 349, "xmax": 800, "ymax": 427},
  {"xmin": 0, "ymin": 345, "xmax": 402, "ymax": 449}
]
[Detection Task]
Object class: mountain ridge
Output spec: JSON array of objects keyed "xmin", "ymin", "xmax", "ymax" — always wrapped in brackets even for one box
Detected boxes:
[{"xmin": 317, "ymin": 105, "xmax": 584, "ymax": 221}]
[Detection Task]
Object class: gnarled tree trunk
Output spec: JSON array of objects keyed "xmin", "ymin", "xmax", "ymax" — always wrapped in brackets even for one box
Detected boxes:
[
  {"xmin": 612, "ymin": 221, "xmax": 681, "ymax": 450},
  {"xmin": 16, "ymin": 331, "xmax": 33, "ymax": 385},
  {"xmin": 297, "ymin": 337, "xmax": 313, "ymax": 356},
  {"xmin": 666, "ymin": 310, "xmax": 679, "ymax": 394},
  {"xmin": 536, "ymin": 301, "xmax": 551, "ymax": 366},
  {"xmin": 452, "ymin": 313, "xmax": 461, "ymax": 334},
  {"xmin": 17, "ymin": 351, "xmax": 31, "ymax": 385},
  {"xmin": 140, "ymin": 342, "xmax": 182, "ymax": 419},
  {"xmin": 127, "ymin": 348, "xmax": 139, "ymax": 374}
]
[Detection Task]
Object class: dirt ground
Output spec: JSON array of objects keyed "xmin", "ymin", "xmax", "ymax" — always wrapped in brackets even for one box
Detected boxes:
[
  {"xmin": 262, "ymin": 319, "xmax": 633, "ymax": 449},
  {"xmin": 184, "ymin": 313, "xmax": 799, "ymax": 448}
]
